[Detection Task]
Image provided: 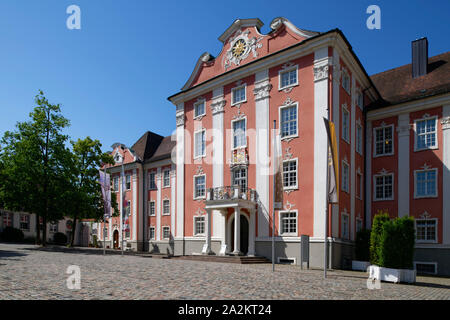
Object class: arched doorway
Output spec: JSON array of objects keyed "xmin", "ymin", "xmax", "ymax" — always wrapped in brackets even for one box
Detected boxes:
[
  {"xmin": 113, "ymin": 230, "xmax": 119, "ymax": 249},
  {"xmin": 230, "ymin": 214, "xmax": 249, "ymax": 255}
]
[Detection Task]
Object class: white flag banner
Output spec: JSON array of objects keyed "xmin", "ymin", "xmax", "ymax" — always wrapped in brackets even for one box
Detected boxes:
[{"xmin": 99, "ymin": 170, "xmax": 111, "ymax": 218}]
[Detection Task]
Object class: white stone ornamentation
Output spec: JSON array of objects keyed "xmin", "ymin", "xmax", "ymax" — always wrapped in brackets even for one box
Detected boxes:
[
  {"xmin": 253, "ymin": 80, "xmax": 272, "ymax": 101},
  {"xmin": 223, "ymin": 29, "xmax": 263, "ymax": 70},
  {"xmin": 210, "ymin": 96, "xmax": 226, "ymax": 115},
  {"xmin": 314, "ymin": 65, "xmax": 329, "ymax": 82},
  {"xmin": 441, "ymin": 116, "xmax": 450, "ymax": 130},
  {"xmin": 176, "ymin": 114, "xmax": 185, "ymax": 127}
]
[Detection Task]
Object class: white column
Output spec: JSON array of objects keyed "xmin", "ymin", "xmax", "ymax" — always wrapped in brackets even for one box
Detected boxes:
[
  {"xmin": 248, "ymin": 210, "xmax": 256, "ymax": 256},
  {"xmin": 132, "ymin": 168, "xmax": 137, "ymax": 241},
  {"xmin": 203, "ymin": 209, "xmax": 212, "ymax": 254},
  {"xmin": 176, "ymin": 104, "xmax": 185, "ymax": 240},
  {"xmin": 397, "ymin": 113, "xmax": 410, "ymax": 218},
  {"xmin": 442, "ymin": 105, "xmax": 450, "ymax": 244},
  {"xmin": 254, "ymin": 69, "xmax": 271, "ymax": 238},
  {"xmin": 331, "ymin": 49, "xmax": 340, "ymax": 238},
  {"xmin": 313, "ymin": 47, "xmax": 330, "ymax": 238},
  {"xmin": 365, "ymin": 120, "xmax": 372, "ymax": 229},
  {"xmin": 156, "ymin": 167, "xmax": 162, "ymax": 241},
  {"xmin": 170, "ymin": 164, "xmax": 176, "ymax": 238},
  {"xmin": 233, "ymin": 207, "xmax": 241, "ymax": 254},
  {"xmin": 350, "ymin": 76, "xmax": 356, "ymax": 240},
  {"xmin": 138, "ymin": 164, "xmax": 144, "ymax": 248}
]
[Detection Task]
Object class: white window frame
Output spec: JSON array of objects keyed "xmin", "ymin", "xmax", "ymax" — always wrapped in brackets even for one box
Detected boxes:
[
  {"xmin": 2, "ymin": 212, "xmax": 12, "ymax": 227},
  {"xmin": 415, "ymin": 218, "xmax": 438, "ymax": 243},
  {"xmin": 193, "ymin": 128, "xmax": 206, "ymax": 159},
  {"xmin": 49, "ymin": 223, "xmax": 58, "ymax": 233},
  {"xmin": 113, "ymin": 176, "xmax": 119, "ymax": 191},
  {"xmin": 193, "ymin": 216, "xmax": 206, "ymax": 236},
  {"xmin": 414, "ymin": 168, "xmax": 438, "ymax": 199},
  {"xmin": 148, "ymin": 200, "xmax": 156, "ymax": 216},
  {"xmin": 356, "ymin": 123, "xmax": 363, "ymax": 155},
  {"xmin": 414, "ymin": 261, "xmax": 438, "ymax": 275},
  {"xmin": 163, "ymin": 169, "xmax": 170, "ymax": 188},
  {"xmin": 149, "ymin": 226, "xmax": 155, "ymax": 240},
  {"xmin": 342, "ymin": 105, "xmax": 350, "ymax": 144},
  {"xmin": 162, "ymin": 226, "xmax": 171, "ymax": 240},
  {"xmin": 342, "ymin": 69, "xmax": 351, "ymax": 94},
  {"xmin": 356, "ymin": 89, "xmax": 364, "ymax": 110},
  {"xmin": 279, "ymin": 210, "xmax": 298, "ymax": 236},
  {"xmin": 278, "ymin": 65, "xmax": 299, "ymax": 91},
  {"xmin": 148, "ymin": 171, "xmax": 157, "ymax": 190},
  {"xmin": 356, "ymin": 218, "xmax": 363, "ymax": 233},
  {"xmin": 414, "ymin": 116, "xmax": 438, "ymax": 152},
  {"xmin": 341, "ymin": 212, "xmax": 350, "ymax": 240},
  {"xmin": 282, "ymin": 158, "xmax": 298, "ymax": 191},
  {"xmin": 125, "ymin": 174, "xmax": 131, "ymax": 190},
  {"xmin": 232, "ymin": 166, "xmax": 248, "ymax": 192},
  {"xmin": 193, "ymin": 174, "xmax": 206, "ymax": 200},
  {"xmin": 341, "ymin": 160, "xmax": 350, "ymax": 193},
  {"xmin": 373, "ymin": 124, "xmax": 394, "ymax": 157},
  {"xmin": 279, "ymin": 103, "xmax": 299, "ymax": 140},
  {"xmin": 162, "ymin": 199, "xmax": 170, "ymax": 216},
  {"xmin": 231, "ymin": 84, "xmax": 247, "ymax": 106},
  {"xmin": 231, "ymin": 117, "xmax": 247, "ymax": 149},
  {"xmin": 193, "ymin": 99, "xmax": 206, "ymax": 119},
  {"xmin": 373, "ymin": 173, "xmax": 394, "ymax": 201},
  {"xmin": 356, "ymin": 172, "xmax": 363, "ymax": 200},
  {"xmin": 19, "ymin": 214, "xmax": 30, "ymax": 231}
]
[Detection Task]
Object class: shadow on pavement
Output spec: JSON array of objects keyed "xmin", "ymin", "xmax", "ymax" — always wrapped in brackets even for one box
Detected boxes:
[{"xmin": 0, "ymin": 250, "xmax": 28, "ymax": 259}]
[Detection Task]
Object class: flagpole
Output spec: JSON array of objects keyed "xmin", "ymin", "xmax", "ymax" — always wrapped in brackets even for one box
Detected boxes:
[
  {"xmin": 103, "ymin": 165, "xmax": 107, "ymax": 256},
  {"xmin": 121, "ymin": 158, "xmax": 124, "ymax": 257},
  {"xmin": 272, "ymin": 120, "xmax": 276, "ymax": 273},
  {"xmin": 324, "ymin": 144, "xmax": 329, "ymax": 279}
]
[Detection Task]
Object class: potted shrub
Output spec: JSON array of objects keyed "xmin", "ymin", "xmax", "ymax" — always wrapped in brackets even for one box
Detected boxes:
[
  {"xmin": 369, "ymin": 213, "xmax": 416, "ymax": 283},
  {"xmin": 0, "ymin": 226, "xmax": 25, "ymax": 243},
  {"xmin": 53, "ymin": 232, "xmax": 68, "ymax": 245},
  {"xmin": 352, "ymin": 229, "xmax": 371, "ymax": 271}
]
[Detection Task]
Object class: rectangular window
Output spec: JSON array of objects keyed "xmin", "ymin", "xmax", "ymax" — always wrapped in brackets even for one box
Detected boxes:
[
  {"xmin": 280, "ymin": 68, "xmax": 297, "ymax": 89},
  {"xmin": 280, "ymin": 105, "xmax": 297, "ymax": 138},
  {"xmin": 163, "ymin": 169, "xmax": 170, "ymax": 187},
  {"xmin": 194, "ymin": 100, "xmax": 205, "ymax": 118},
  {"xmin": 162, "ymin": 226, "xmax": 170, "ymax": 240},
  {"xmin": 148, "ymin": 201, "xmax": 155, "ymax": 216},
  {"xmin": 415, "ymin": 118, "xmax": 437, "ymax": 150},
  {"xmin": 356, "ymin": 124, "xmax": 363, "ymax": 154},
  {"xmin": 280, "ymin": 212, "xmax": 297, "ymax": 235},
  {"xmin": 342, "ymin": 107, "xmax": 350, "ymax": 143},
  {"xmin": 2, "ymin": 212, "xmax": 12, "ymax": 227},
  {"xmin": 356, "ymin": 218, "xmax": 363, "ymax": 233},
  {"xmin": 342, "ymin": 72, "xmax": 350, "ymax": 93},
  {"xmin": 148, "ymin": 172, "xmax": 156, "ymax": 190},
  {"xmin": 231, "ymin": 86, "xmax": 246, "ymax": 105},
  {"xmin": 125, "ymin": 175, "xmax": 131, "ymax": 190},
  {"xmin": 356, "ymin": 173, "xmax": 362, "ymax": 199},
  {"xmin": 374, "ymin": 174, "xmax": 393, "ymax": 200},
  {"xmin": 113, "ymin": 177, "xmax": 119, "ymax": 191},
  {"xmin": 194, "ymin": 175, "xmax": 206, "ymax": 199},
  {"xmin": 415, "ymin": 169, "xmax": 437, "ymax": 198},
  {"xmin": 149, "ymin": 227, "xmax": 155, "ymax": 240},
  {"xmin": 416, "ymin": 219, "xmax": 437, "ymax": 242},
  {"xmin": 232, "ymin": 119, "xmax": 246, "ymax": 148},
  {"xmin": 357, "ymin": 92, "xmax": 364, "ymax": 109},
  {"xmin": 163, "ymin": 199, "xmax": 170, "ymax": 215},
  {"xmin": 20, "ymin": 214, "xmax": 29, "ymax": 231},
  {"xmin": 232, "ymin": 167, "xmax": 247, "ymax": 192},
  {"xmin": 194, "ymin": 130, "xmax": 206, "ymax": 158},
  {"xmin": 342, "ymin": 161, "xmax": 349, "ymax": 193},
  {"xmin": 341, "ymin": 214, "xmax": 349, "ymax": 239},
  {"xmin": 194, "ymin": 216, "xmax": 205, "ymax": 235},
  {"xmin": 283, "ymin": 160, "xmax": 297, "ymax": 189},
  {"xmin": 374, "ymin": 125, "xmax": 393, "ymax": 156}
]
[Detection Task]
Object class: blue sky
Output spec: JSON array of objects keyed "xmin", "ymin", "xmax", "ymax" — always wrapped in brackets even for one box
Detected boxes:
[{"xmin": 0, "ymin": 0, "xmax": 449, "ymax": 152}]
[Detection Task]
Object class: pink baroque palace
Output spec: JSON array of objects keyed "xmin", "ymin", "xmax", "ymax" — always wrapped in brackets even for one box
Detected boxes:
[{"xmin": 98, "ymin": 17, "xmax": 450, "ymax": 276}]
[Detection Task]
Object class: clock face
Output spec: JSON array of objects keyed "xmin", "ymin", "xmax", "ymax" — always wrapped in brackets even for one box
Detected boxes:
[{"xmin": 232, "ymin": 39, "xmax": 247, "ymax": 58}]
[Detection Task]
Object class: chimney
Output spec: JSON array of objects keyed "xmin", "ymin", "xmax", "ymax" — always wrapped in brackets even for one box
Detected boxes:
[{"xmin": 412, "ymin": 37, "xmax": 428, "ymax": 78}]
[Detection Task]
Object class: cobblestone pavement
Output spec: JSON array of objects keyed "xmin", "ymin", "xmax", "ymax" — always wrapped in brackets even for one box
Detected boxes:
[{"xmin": 0, "ymin": 243, "xmax": 449, "ymax": 300}]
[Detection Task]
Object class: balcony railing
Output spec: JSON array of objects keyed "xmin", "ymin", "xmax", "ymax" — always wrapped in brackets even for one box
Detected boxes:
[{"xmin": 206, "ymin": 186, "xmax": 257, "ymax": 202}]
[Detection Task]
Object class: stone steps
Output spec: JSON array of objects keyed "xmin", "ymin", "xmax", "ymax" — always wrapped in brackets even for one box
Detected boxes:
[{"xmin": 173, "ymin": 255, "xmax": 271, "ymax": 264}]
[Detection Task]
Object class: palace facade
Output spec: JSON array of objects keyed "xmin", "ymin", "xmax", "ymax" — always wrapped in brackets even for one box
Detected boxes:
[{"xmin": 99, "ymin": 17, "xmax": 450, "ymax": 276}]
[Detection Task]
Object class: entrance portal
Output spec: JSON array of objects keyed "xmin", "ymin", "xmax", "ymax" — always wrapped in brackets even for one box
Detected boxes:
[
  {"xmin": 113, "ymin": 230, "xmax": 119, "ymax": 249},
  {"xmin": 230, "ymin": 215, "xmax": 249, "ymax": 255}
]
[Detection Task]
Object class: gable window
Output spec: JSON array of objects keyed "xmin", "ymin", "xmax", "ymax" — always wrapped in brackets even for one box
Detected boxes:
[
  {"xmin": 415, "ymin": 117, "xmax": 437, "ymax": 151},
  {"xmin": 194, "ymin": 216, "xmax": 205, "ymax": 236},
  {"xmin": 125, "ymin": 175, "xmax": 131, "ymax": 190},
  {"xmin": 162, "ymin": 199, "xmax": 170, "ymax": 215},
  {"xmin": 194, "ymin": 130, "xmax": 206, "ymax": 158},
  {"xmin": 231, "ymin": 85, "xmax": 246, "ymax": 105},
  {"xmin": 194, "ymin": 100, "xmax": 206, "ymax": 119},
  {"xmin": 374, "ymin": 125, "xmax": 393, "ymax": 156},
  {"xmin": 194, "ymin": 175, "xmax": 206, "ymax": 199},
  {"xmin": 283, "ymin": 159, "xmax": 298, "ymax": 190},
  {"xmin": 232, "ymin": 167, "xmax": 247, "ymax": 192},
  {"xmin": 374, "ymin": 173, "xmax": 393, "ymax": 201},
  {"xmin": 356, "ymin": 124, "xmax": 363, "ymax": 154},
  {"xmin": 341, "ymin": 213, "xmax": 349, "ymax": 240},
  {"xmin": 280, "ymin": 211, "xmax": 297, "ymax": 235},
  {"xmin": 416, "ymin": 219, "xmax": 437, "ymax": 242},
  {"xmin": 113, "ymin": 177, "xmax": 119, "ymax": 191},
  {"xmin": 279, "ymin": 67, "xmax": 298, "ymax": 90},
  {"xmin": 20, "ymin": 214, "xmax": 29, "ymax": 231},
  {"xmin": 280, "ymin": 104, "xmax": 298, "ymax": 138},
  {"xmin": 148, "ymin": 201, "xmax": 155, "ymax": 216},
  {"xmin": 341, "ymin": 161, "xmax": 349, "ymax": 193},
  {"xmin": 162, "ymin": 226, "xmax": 171, "ymax": 240},
  {"xmin": 2, "ymin": 212, "xmax": 12, "ymax": 227},
  {"xmin": 232, "ymin": 119, "xmax": 246, "ymax": 148},
  {"xmin": 163, "ymin": 169, "xmax": 170, "ymax": 187},
  {"xmin": 342, "ymin": 107, "xmax": 350, "ymax": 143},
  {"xmin": 148, "ymin": 172, "xmax": 156, "ymax": 190},
  {"xmin": 414, "ymin": 169, "xmax": 437, "ymax": 198},
  {"xmin": 149, "ymin": 227, "xmax": 155, "ymax": 240}
]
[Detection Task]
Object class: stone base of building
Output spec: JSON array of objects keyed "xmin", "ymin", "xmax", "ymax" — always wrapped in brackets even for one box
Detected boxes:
[{"xmin": 414, "ymin": 246, "xmax": 450, "ymax": 276}]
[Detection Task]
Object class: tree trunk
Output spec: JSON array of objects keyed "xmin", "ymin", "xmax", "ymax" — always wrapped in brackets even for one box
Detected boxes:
[
  {"xmin": 35, "ymin": 212, "xmax": 41, "ymax": 245},
  {"xmin": 70, "ymin": 215, "xmax": 78, "ymax": 247},
  {"xmin": 42, "ymin": 215, "xmax": 47, "ymax": 246}
]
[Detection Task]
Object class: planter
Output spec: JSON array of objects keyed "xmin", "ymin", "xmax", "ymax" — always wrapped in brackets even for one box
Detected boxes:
[
  {"xmin": 352, "ymin": 260, "xmax": 370, "ymax": 272},
  {"xmin": 369, "ymin": 265, "xmax": 416, "ymax": 284}
]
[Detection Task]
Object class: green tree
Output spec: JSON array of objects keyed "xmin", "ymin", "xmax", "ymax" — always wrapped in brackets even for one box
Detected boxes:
[{"xmin": 369, "ymin": 211, "xmax": 390, "ymax": 265}]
